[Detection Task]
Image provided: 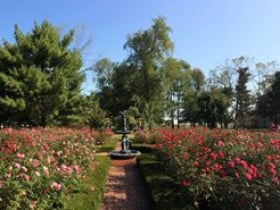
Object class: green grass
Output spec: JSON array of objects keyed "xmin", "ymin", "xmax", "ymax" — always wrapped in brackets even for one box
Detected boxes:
[
  {"xmin": 136, "ymin": 144, "xmax": 187, "ymax": 210},
  {"xmin": 64, "ymin": 156, "xmax": 111, "ymax": 210},
  {"xmin": 96, "ymin": 134, "xmax": 135, "ymax": 153},
  {"xmin": 96, "ymin": 135, "xmax": 119, "ymax": 153}
]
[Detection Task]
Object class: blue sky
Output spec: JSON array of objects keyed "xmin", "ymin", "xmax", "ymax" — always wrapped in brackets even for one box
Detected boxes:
[{"xmin": 1, "ymin": 0, "xmax": 280, "ymax": 93}]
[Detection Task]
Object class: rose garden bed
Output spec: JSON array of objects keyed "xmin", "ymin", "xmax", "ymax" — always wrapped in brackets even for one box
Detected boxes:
[
  {"xmin": 136, "ymin": 128, "xmax": 280, "ymax": 210},
  {"xmin": 1, "ymin": 127, "xmax": 279, "ymax": 209},
  {"xmin": 0, "ymin": 127, "xmax": 112, "ymax": 210}
]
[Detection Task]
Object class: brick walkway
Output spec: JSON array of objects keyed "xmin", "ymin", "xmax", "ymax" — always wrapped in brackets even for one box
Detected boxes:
[{"xmin": 100, "ymin": 142, "xmax": 152, "ymax": 210}]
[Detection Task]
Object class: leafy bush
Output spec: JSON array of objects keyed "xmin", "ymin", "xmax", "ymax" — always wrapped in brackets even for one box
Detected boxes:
[
  {"xmin": 92, "ymin": 128, "xmax": 114, "ymax": 145},
  {"xmin": 133, "ymin": 130, "xmax": 158, "ymax": 144}
]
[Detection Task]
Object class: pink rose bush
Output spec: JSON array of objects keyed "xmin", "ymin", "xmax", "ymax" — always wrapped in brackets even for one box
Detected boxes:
[
  {"xmin": 153, "ymin": 127, "xmax": 280, "ymax": 209},
  {"xmin": 0, "ymin": 127, "xmax": 103, "ymax": 209}
]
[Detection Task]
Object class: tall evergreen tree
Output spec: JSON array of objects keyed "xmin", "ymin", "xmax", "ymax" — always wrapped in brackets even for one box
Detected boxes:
[{"xmin": 0, "ymin": 21, "xmax": 84, "ymax": 126}]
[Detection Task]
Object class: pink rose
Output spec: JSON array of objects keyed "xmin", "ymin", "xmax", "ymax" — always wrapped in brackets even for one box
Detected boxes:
[{"xmin": 16, "ymin": 153, "xmax": 25, "ymax": 159}]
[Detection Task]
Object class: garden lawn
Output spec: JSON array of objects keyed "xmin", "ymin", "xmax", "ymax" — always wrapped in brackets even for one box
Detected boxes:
[
  {"xmin": 96, "ymin": 136, "xmax": 118, "ymax": 153},
  {"xmin": 136, "ymin": 144, "xmax": 186, "ymax": 210},
  {"xmin": 64, "ymin": 156, "xmax": 111, "ymax": 210},
  {"xmin": 96, "ymin": 134, "xmax": 128, "ymax": 153}
]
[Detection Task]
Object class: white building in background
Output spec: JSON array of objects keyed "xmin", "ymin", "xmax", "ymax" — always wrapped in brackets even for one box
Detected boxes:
[{"xmin": 163, "ymin": 108, "xmax": 185, "ymax": 126}]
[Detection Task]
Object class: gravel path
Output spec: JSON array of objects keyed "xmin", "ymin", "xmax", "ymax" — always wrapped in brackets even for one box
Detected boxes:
[{"xmin": 100, "ymin": 142, "xmax": 152, "ymax": 210}]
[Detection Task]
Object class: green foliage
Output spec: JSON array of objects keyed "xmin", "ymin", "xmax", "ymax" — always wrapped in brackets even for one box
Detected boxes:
[
  {"xmin": 257, "ymin": 71, "xmax": 280, "ymax": 124},
  {"xmin": 94, "ymin": 17, "xmax": 175, "ymax": 128},
  {"xmin": 80, "ymin": 93, "xmax": 107, "ymax": 129},
  {"xmin": 0, "ymin": 21, "xmax": 84, "ymax": 126},
  {"xmin": 94, "ymin": 58, "xmax": 114, "ymax": 89},
  {"xmin": 0, "ymin": 128, "xmax": 98, "ymax": 209},
  {"xmin": 235, "ymin": 66, "xmax": 251, "ymax": 128},
  {"xmin": 133, "ymin": 130, "xmax": 157, "ymax": 144},
  {"xmin": 124, "ymin": 17, "xmax": 174, "ymax": 128},
  {"xmin": 95, "ymin": 61, "xmax": 138, "ymax": 118},
  {"xmin": 193, "ymin": 88, "xmax": 231, "ymax": 128},
  {"xmin": 182, "ymin": 68, "xmax": 206, "ymax": 126},
  {"xmin": 207, "ymin": 68, "xmax": 234, "ymax": 128},
  {"xmin": 153, "ymin": 128, "xmax": 280, "ymax": 209},
  {"xmin": 96, "ymin": 134, "xmax": 118, "ymax": 152},
  {"xmin": 162, "ymin": 58, "xmax": 191, "ymax": 128},
  {"xmin": 138, "ymin": 149, "xmax": 186, "ymax": 210}
]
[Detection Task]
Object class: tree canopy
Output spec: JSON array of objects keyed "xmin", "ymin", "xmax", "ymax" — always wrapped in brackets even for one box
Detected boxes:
[
  {"xmin": 1, "ymin": 18, "xmax": 280, "ymax": 129},
  {"xmin": 0, "ymin": 21, "xmax": 85, "ymax": 126}
]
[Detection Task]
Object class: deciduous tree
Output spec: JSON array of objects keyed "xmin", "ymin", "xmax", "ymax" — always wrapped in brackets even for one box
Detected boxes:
[
  {"xmin": 235, "ymin": 66, "xmax": 251, "ymax": 128},
  {"xmin": 124, "ymin": 17, "xmax": 174, "ymax": 128}
]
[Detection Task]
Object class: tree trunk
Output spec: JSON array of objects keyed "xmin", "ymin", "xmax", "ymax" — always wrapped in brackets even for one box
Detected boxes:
[
  {"xmin": 40, "ymin": 108, "xmax": 47, "ymax": 127},
  {"xmin": 177, "ymin": 91, "xmax": 181, "ymax": 128}
]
